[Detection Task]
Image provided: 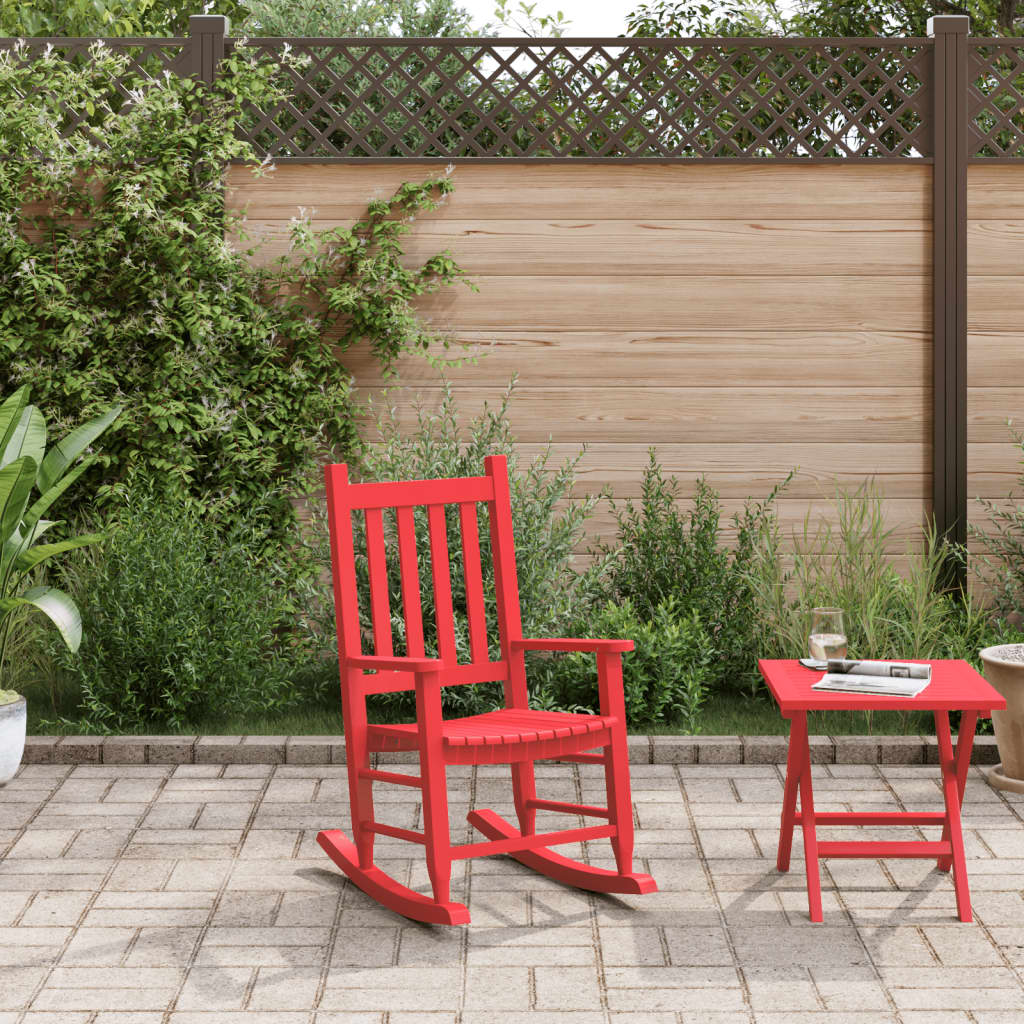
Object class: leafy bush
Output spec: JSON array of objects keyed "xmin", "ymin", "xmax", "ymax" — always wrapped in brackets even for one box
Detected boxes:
[
  {"xmin": 302, "ymin": 381, "xmax": 607, "ymax": 719},
  {"xmin": 973, "ymin": 430, "xmax": 1024, "ymax": 622},
  {"xmin": 49, "ymin": 490, "xmax": 313, "ymax": 733},
  {"xmin": 0, "ymin": 42, "xmax": 467, "ymax": 545},
  {"xmin": 596, "ymin": 450, "xmax": 789, "ymax": 696},
  {"xmin": 530, "ymin": 597, "xmax": 711, "ymax": 731}
]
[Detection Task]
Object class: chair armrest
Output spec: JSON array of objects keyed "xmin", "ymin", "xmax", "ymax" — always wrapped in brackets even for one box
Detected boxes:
[
  {"xmin": 345, "ymin": 655, "xmax": 443, "ymax": 673},
  {"xmin": 512, "ymin": 638, "xmax": 634, "ymax": 654}
]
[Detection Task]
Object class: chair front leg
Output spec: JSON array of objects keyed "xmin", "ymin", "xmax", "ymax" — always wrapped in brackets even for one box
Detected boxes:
[
  {"xmin": 416, "ymin": 671, "xmax": 452, "ymax": 905},
  {"xmin": 598, "ymin": 651, "xmax": 636, "ymax": 876}
]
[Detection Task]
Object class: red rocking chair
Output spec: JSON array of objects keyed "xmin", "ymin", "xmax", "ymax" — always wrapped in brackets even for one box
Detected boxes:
[{"xmin": 317, "ymin": 455, "xmax": 657, "ymax": 925}]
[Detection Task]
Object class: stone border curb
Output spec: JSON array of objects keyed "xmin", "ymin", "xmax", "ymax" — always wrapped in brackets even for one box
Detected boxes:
[{"xmin": 21, "ymin": 733, "xmax": 1001, "ymax": 766}]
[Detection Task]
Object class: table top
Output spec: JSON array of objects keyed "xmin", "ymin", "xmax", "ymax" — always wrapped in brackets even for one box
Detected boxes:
[{"xmin": 758, "ymin": 658, "xmax": 1007, "ymax": 716}]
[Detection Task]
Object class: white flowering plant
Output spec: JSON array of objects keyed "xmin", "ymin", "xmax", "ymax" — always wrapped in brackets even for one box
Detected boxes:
[{"xmin": 0, "ymin": 41, "xmax": 468, "ymax": 547}]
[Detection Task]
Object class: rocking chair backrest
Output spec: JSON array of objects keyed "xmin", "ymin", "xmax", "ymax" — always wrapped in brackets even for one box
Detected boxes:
[{"xmin": 324, "ymin": 455, "xmax": 524, "ymax": 698}]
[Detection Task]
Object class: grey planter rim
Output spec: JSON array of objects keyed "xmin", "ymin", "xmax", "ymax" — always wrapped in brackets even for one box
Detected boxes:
[{"xmin": 980, "ymin": 644, "xmax": 1024, "ymax": 670}]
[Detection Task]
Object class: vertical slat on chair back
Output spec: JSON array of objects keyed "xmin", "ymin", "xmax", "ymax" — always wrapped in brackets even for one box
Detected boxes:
[{"xmin": 324, "ymin": 460, "xmax": 522, "ymax": 694}]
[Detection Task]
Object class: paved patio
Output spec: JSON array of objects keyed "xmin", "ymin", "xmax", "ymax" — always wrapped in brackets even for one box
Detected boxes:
[{"xmin": 2, "ymin": 759, "xmax": 1024, "ymax": 1023}]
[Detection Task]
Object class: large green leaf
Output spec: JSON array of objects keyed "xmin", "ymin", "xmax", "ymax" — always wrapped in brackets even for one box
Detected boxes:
[
  {"xmin": 0, "ymin": 406, "xmax": 45, "ymax": 473},
  {"xmin": 0, "ymin": 518, "xmax": 59, "ymax": 578},
  {"xmin": 0, "ymin": 586, "xmax": 82, "ymax": 652},
  {"xmin": 0, "ymin": 387, "xmax": 30, "ymax": 463},
  {"xmin": 37, "ymin": 404, "xmax": 121, "ymax": 493},
  {"xmin": 14, "ymin": 532, "xmax": 106, "ymax": 573},
  {"xmin": 0, "ymin": 457, "xmax": 37, "ymax": 546},
  {"xmin": 23, "ymin": 457, "xmax": 93, "ymax": 532}
]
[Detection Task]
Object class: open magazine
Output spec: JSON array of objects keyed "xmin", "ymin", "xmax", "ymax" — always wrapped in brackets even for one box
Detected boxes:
[{"xmin": 811, "ymin": 659, "xmax": 932, "ymax": 698}]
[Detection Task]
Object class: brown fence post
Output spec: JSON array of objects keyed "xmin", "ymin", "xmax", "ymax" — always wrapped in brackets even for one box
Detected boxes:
[
  {"xmin": 188, "ymin": 14, "xmax": 228, "ymax": 85},
  {"xmin": 929, "ymin": 15, "xmax": 969, "ymax": 589}
]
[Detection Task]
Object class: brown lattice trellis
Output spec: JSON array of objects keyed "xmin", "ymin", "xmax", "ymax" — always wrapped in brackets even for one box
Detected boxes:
[
  {"xmin": 0, "ymin": 36, "xmax": 188, "ymax": 144},
  {"xmin": 969, "ymin": 39, "xmax": 1024, "ymax": 159},
  {"xmin": 231, "ymin": 37, "xmax": 932, "ymax": 160}
]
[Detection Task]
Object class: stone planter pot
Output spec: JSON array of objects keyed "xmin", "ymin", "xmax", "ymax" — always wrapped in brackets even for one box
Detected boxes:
[
  {"xmin": 981, "ymin": 644, "xmax": 1024, "ymax": 793},
  {"xmin": 0, "ymin": 696, "xmax": 26, "ymax": 786}
]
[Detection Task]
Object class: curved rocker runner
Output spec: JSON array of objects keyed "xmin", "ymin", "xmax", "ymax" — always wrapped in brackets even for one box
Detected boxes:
[{"xmin": 317, "ymin": 455, "xmax": 657, "ymax": 925}]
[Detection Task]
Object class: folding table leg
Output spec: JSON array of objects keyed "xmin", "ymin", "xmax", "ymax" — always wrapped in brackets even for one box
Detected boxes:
[
  {"xmin": 777, "ymin": 714, "xmax": 804, "ymax": 872},
  {"xmin": 937, "ymin": 710, "xmax": 977, "ymax": 873},
  {"xmin": 793, "ymin": 714, "xmax": 823, "ymax": 922},
  {"xmin": 935, "ymin": 711, "xmax": 972, "ymax": 922}
]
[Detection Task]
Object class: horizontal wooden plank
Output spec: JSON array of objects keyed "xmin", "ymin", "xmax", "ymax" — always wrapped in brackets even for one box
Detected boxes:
[
  {"xmin": 571, "ymin": 498, "xmax": 929, "ymax": 551},
  {"xmin": 358, "ymin": 386, "xmax": 930, "ymax": 443},
  {"xmin": 968, "ymin": 164, "xmax": 1024, "ymax": 219},
  {"xmin": 967, "ymin": 221, "xmax": 1024, "ymax": 274},
  {"xmin": 508, "ymin": 442, "xmax": 928, "ymax": 500},
  {"xmin": 968, "ymin": 390, "xmax": 1024, "ymax": 442},
  {"xmin": 967, "ymin": 332, "xmax": 1024, "ymax": 387},
  {"xmin": 343, "ymin": 330, "xmax": 929, "ymax": 388},
  {"xmin": 967, "ymin": 442, "xmax": 1024, "ymax": 497},
  {"xmin": 410, "ymin": 275, "xmax": 929, "ymax": 331},
  {"xmin": 226, "ymin": 162, "xmax": 930, "ymax": 222},
  {"xmin": 963, "ymin": 277, "xmax": 1024, "ymax": 334},
  {"xmin": 235, "ymin": 218, "xmax": 930, "ymax": 276}
]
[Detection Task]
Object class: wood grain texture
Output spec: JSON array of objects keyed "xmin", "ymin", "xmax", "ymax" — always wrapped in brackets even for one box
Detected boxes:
[
  {"xmin": 967, "ymin": 221, "xmax": 1024, "ymax": 274},
  {"xmin": 968, "ymin": 390, "xmax": 1024, "ymax": 443},
  {"xmin": 509, "ymin": 442, "xmax": 928, "ymax": 499},
  {"xmin": 969, "ymin": 164, "xmax": 1024, "ymax": 219},
  {"xmin": 341, "ymin": 331, "xmax": 929, "ymax": 387},
  {"xmin": 236, "ymin": 217, "xmax": 930, "ymax": 276},
  {"xmin": 226, "ymin": 162, "xmax": 930, "ymax": 221},
  {"xmin": 412, "ymin": 275, "xmax": 928, "ymax": 331},
  {"xmin": 968, "ymin": 332, "xmax": 1024, "ymax": 387},
  {"xmin": 358, "ymin": 386, "xmax": 930, "ymax": 443}
]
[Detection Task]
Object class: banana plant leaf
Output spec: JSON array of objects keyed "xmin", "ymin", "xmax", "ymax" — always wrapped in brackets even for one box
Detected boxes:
[
  {"xmin": 37, "ymin": 405, "xmax": 121, "ymax": 493},
  {"xmin": 23, "ymin": 457, "xmax": 94, "ymax": 532},
  {"xmin": 0, "ymin": 387, "xmax": 29, "ymax": 459},
  {"xmin": 0, "ymin": 457, "xmax": 37, "ymax": 544},
  {"xmin": 0, "ymin": 585, "xmax": 82, "ymax": 652},
  {"xmin": 0, "ymin": 405, "xmax": 46, "ymax": 472},
  {"xmin": 13, "ymin": 532, "xmax": 106, "ymax": 574}
]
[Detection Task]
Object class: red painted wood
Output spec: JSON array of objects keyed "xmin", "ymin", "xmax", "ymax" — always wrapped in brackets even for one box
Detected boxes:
[
  {"xmin": 321, "ymin": 459, "xmax": 656, "ymax": 924},
  {"xmin": 317, "ymin": 830, "xmax": 469, "ymax": 925},
  {"xmin": 514, "ymin": 638, "xmax": 635, "ymax": 653},
  {"xmin": 526, "ymin": 798, "xmax": 611, "ymax": 818},
  {"xmin": 935, "ymin": 710, "xmax": 972, "ymax": 921},
  {"xmin": 396, "ymin": 506, "xmax": 425, "ymax": 658},
  {"xmin": 427, "ymin": 504, "xmax": 457, "ymax": 665},
  {"xmin": 761, "ymin": 658, "xmax": 999, "ymax": 925},
  {"xmin": 364, "ymin": 507, "xmax": 393, "ymax": 657},
  {"xmin": 816, "ymin": 841, "xmax": 951, "ymax": 858},
  {"xmin": 759, "ymin": 658, "xmax": 1006, "ymax": 715},
  {"xmin": 458, "ymin": 501, "xmax": 488, "ymax": 665},
  {"xmin": 452, "ymin": 822, "xmax": 617, "ymax": 860},
  {"xmin": 469, "ymin": 810, "xmax": 657, "ymax": 894}
]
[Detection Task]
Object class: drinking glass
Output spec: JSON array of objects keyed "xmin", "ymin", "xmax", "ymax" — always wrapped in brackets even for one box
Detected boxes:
[{"xmin": 808, "ymin": 607, "xmax": 848, "ymax": 662}]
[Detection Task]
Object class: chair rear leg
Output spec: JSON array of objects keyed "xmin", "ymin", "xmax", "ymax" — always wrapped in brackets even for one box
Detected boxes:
[
  {"xmin": 512, "ymin": 761, "xmax": 538, "ymax": 836},
  {"xmin": 420, "ymin": 755, "xmax": 453, "ymax": 905},
  {"xmin": 604, "ymin": 725, "xmax": 636, "ymax": 876}
]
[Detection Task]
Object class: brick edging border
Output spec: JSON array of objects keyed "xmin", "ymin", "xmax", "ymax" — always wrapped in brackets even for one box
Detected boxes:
[{"xmin": 22, "ymin": 733, "xmax": 1001, "ymax": 767}]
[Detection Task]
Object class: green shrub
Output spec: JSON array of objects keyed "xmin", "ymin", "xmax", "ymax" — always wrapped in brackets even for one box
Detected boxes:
[
  {"xmin": 302, "ymin": 381, "xmax": 607, "ymax": 720},
  {"xmin": 973, "ymin": 430, "xmax": 1024, "ymax": 622},
  {"xmin": 596, "ymin": 450, "xmax": 789, "ymax": 697},
  {"xmin": 530, "ymin": 598, "xmax": 711, "ymax": 731},
  {"xmin": 49, "ymin": 490, "xmax": 313, "ymax": 733},
  {"xmin": 0, "ymin": 42, "xmax": 467, "ymax": 546}
]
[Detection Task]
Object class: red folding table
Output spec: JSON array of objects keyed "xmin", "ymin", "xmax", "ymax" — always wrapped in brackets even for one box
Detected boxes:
[{"xmin": 759, "ymin": 658, "xmax": 1006, "ymax": 923}]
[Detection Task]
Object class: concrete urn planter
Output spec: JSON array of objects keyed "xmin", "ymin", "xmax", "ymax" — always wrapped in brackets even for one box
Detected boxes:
[
  {"xmin": 981, "ymin": 644, "xmax": 1024, "ymax": 792},
  {"xmin": 0, "ymin": 695, "xmax": 26, "ymax": 786}
]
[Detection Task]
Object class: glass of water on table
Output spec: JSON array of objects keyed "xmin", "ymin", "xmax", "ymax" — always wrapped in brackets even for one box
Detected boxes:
[{"xmin": 809, "ymin": 607, "xmax": 847, "ymax": 663}]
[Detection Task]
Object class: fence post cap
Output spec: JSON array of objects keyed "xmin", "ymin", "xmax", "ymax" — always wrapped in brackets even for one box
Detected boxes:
[
  {"xmin": 927, "ymin": 14, "xmax": 969, "ymax": 35},
  {"xmin": 189, "ymin": 13, "xmax": 230, "ymax": 34}
]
